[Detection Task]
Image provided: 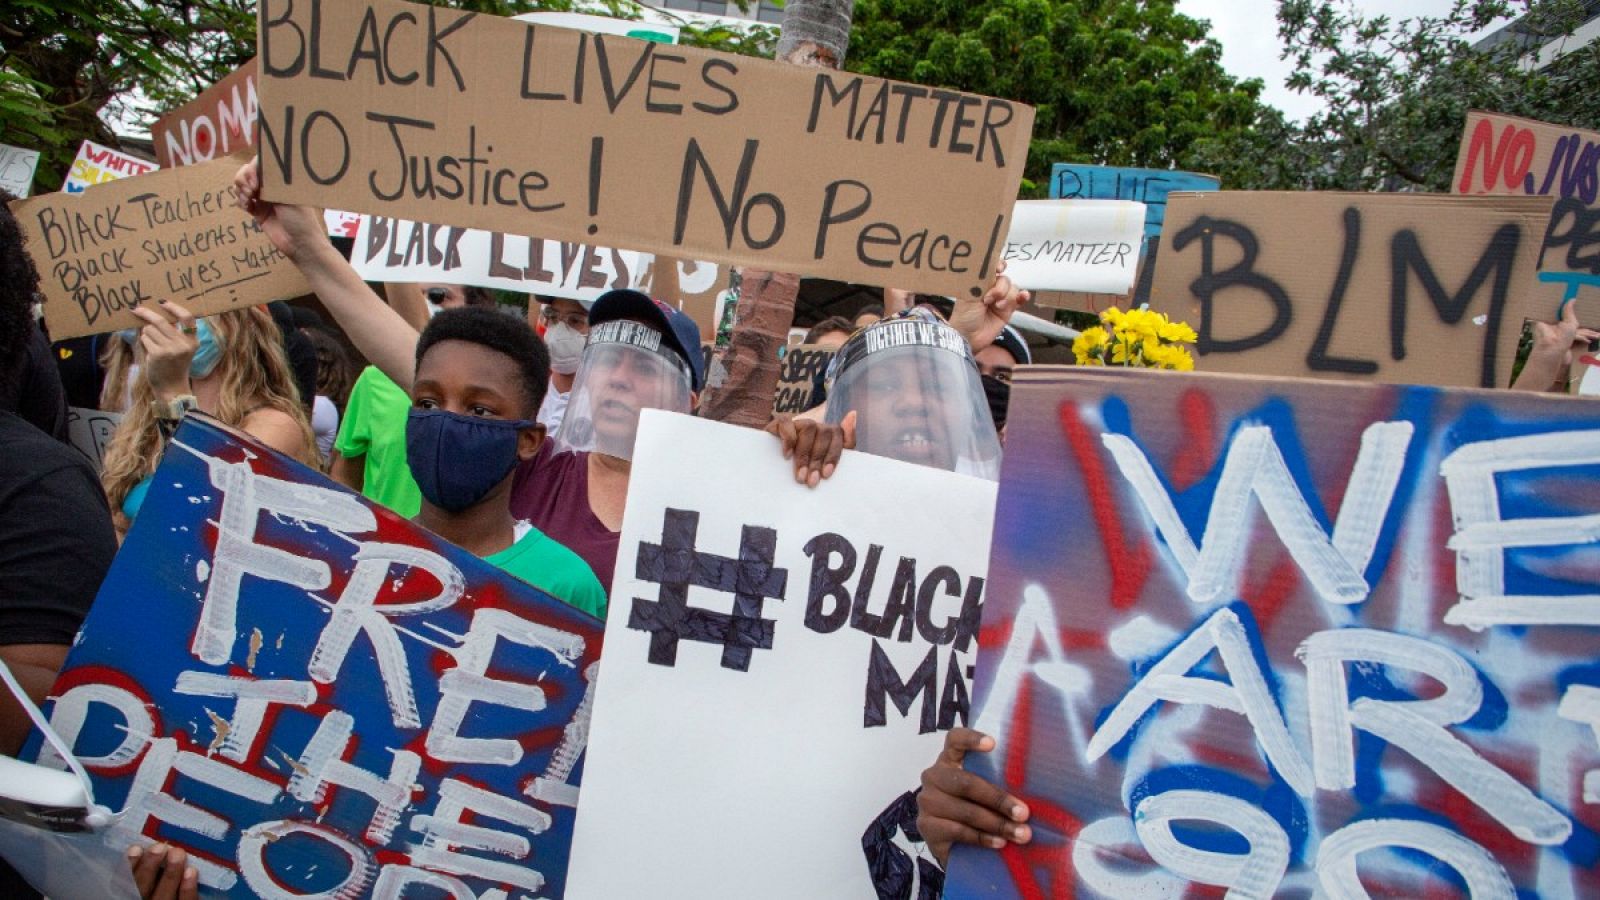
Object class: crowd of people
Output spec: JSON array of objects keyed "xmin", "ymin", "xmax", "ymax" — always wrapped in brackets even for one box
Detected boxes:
[{"xmin": 0, "ymin": 146, "xmax": 1594, "ymax": 898}]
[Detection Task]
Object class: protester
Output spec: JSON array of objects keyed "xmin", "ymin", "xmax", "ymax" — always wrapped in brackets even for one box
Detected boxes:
[
  {"xmin": 101, "ymin": 302, "xmax": 318, "ymax": 536},
  {"xmin": 331, "ymin": 365, "xmax": 423, "ymax": 516},
  {"xmin": 533, "ymin": 295, "xmax": 592, "ymax": 433},
  {"xmin": 97, "ymin": 331, "xmax": 138, "ymax": 413},
  {"xmin": 300, "ymin": 327, "xmax": 353, "ymax": 464},
  {"xmin": 406, "ymin": 306, "xmax": 606, "ymax": 616},
  {"xmin": 1512, "ymin": 300, "xmax": 1599, "ymax": 392},
  {"xmin": 977, "ymin": 324, "xmax": 1030, "ymax": 434},
  {"xmin": 0, "ymin": 191, "xmax": 68, "ymax": 441},
  {"xmin": 854, "ymin": 303, "xmax": 885, "ymax": 328},
  {"xmin": 915, "ymin": 728, "xmax": 1031, "ymax": 872},
  {"xmin": 803, "ymin": 316, "xmax": 854, "ymax": 350}
]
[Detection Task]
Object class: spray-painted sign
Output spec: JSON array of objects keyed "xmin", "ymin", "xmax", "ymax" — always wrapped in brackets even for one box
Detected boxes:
[
  {"xmin": 33, "ymin": 416, "xmax": 604, "ymax": 897},
  {"xmin": 948, "ymin": 366, "xmax": 1600, "ymax": 898}
]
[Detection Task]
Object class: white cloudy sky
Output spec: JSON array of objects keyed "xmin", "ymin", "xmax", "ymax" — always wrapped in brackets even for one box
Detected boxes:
[{"xmin": 1174, "ymin": 0, "xmax": 1511, "ymax": 120}]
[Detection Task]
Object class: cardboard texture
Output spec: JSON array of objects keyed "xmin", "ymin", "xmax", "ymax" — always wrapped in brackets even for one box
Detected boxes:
[
  {"xmin": 62, "ymin": 140, "xmax": 156, "ymax": 194},
  {"xmin": 1452, "ymin": 110, "xmax": 1599, "ymax": 324},
  {"xmin": 1148, "ymin": 191, "xmax": 1555, "ymax": 388},
  {"xmin": 0, "ymin": 143, "xmax": 41, "ymax": 197},
  {"xmin": 948, "ymin": 365, "xmax": 1600, "ymax": 898},
  {"xmin": 153, "ymin": 61, "xmax": 259, "ymax": 168},
  {"xmin": 1000, "ymin": 199, "xmax": 1145, "ymax": 294},
  {"xmin": 1038, "ymin": 164, "xmax": 1220, "ymax": 312},
  {"xmin": 568, "ymin": 411, "xmax": 995, "ymax": 899},
  {"xmin": 772, "ymin": 343, "xmax": 834, "ymax": 414},
  {"xmin": 65, "ymin": 407, "xmax": 122, "ymax": 472},
  {"xmin": 30, "ymin": 416, "xmax": 604, "ymax": 897},
  {"xmin": 14, "ymin": 153, "xmax": 310, "ymax": 339},
  {"xmin": 255, "ymin": 0, "xmax": 1034, "ymax": 300},
  {"xmin": 349, "ymin": 214, "xmax": 726, "ymax": 310}
]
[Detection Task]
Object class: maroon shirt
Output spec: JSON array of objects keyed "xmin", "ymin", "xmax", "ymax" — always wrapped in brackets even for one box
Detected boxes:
[{"xmin": 510, "ymin": 443, "xmax": 619, "ymax": 594}]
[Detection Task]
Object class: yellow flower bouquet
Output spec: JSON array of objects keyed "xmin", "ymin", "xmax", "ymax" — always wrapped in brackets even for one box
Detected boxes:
[{"xmin": 1072, "ymin": 307, "xmax": 1197, "ymax": 371}]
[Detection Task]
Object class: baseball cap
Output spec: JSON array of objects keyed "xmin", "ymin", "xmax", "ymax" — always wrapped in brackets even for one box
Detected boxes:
[
  {"xmin": 589, "ymin": 289, "xmax": 706, "ymax": 391},
  {"xmin": 991, "ymin": 324, "xmax": 1031, "ymax": 365}
]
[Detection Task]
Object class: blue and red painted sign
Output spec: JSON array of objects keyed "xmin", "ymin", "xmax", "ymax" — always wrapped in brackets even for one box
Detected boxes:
[
  {"xmin": 951, "ymin": 367, "xmax": 1600, "ymax": 898},
  {"xmin": 34, "ymin": 416, "xmax": 603, "ymax": 897}
]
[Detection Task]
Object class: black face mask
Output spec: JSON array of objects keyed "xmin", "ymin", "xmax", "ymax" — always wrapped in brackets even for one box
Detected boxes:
[{"xmin": 981, "ymin": 374, "xmax": 1009, "ymax": 430}]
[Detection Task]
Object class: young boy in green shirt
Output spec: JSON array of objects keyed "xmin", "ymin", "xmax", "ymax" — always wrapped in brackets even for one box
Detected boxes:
[{"xmin": 403, "ymin": 307, "xmax": 607, "ymax": 618}]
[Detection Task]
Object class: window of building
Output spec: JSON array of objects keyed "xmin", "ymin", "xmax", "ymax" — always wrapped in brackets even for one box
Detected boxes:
[
  {"xmin": 756, "ymin": 1, "xmax": 785, "ymax": 23},
  {"xmin": 662, "ymin": 0, "xmax": 729, "ymax": 13}
]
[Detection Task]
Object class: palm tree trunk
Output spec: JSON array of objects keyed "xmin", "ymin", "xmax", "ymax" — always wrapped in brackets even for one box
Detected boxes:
[{"xmin": 697, "ymin": 0, "xmax": 856, "ymax": 426}]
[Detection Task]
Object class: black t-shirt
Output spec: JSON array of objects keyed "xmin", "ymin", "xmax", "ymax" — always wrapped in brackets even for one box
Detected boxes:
[
  {"xmin": 0, "ymin": 410, "xmax": 115, "ymax": 897},
  {"xmin": 0, "ymin": 410, "xmax": 111, "ymax": 644},
  {"xmin": 0, "ymin": 324, "xmax": 68, "ymax": 443}
]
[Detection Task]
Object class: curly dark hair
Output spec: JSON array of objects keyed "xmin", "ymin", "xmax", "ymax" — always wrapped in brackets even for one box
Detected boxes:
[
  {"xmin": 0, "ymin": 190, "xmax": 40, "ymax": 377},
  {"xmin": 416, "ymin": 306, "xmax": 549, "ymax": 416}
]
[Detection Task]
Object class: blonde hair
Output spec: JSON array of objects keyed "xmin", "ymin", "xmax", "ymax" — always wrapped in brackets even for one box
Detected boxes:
[
  {"xmin": 98, "ymin": 333, "xmax": 135, "ymax": 412},
  {"xmin": 101, "ymin": 306, "xmax": 319, "ymax": 529}
]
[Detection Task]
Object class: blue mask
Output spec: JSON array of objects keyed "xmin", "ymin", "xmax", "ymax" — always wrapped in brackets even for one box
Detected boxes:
[
  {"xmin": 189, "ymin": 319, "xmax": 223, "ymax": 379},
  {"xmin": 405, "ymin": 409, "xmax": 534, "ymax": 513}
]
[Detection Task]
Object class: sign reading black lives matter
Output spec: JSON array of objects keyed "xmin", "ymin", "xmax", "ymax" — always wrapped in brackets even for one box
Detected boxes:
[
  {"xmin": 15, "ymin": 153, "xmax": 310, "ymax": 339},
  {"xmin": 567, "ymin": 411, "xmax": 997, "ymax": 899},
  {"xmin": 255, "ymin": 0, "xmax": 1034, "ymax": 299}
]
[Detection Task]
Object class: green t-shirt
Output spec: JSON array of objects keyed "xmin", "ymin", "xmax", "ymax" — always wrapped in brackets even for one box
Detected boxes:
[
  {"xmin": 334, "ymin": 366, "xmax": 422, "ymax": 519},
  {"xmin": 487, "ymin": 523, "xmax": 609, "ymax": 620}
]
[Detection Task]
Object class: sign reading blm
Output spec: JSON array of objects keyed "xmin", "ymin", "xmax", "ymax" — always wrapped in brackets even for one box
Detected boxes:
[{"xmin": 254, "ymin": 0, "xmax": 1034, "ymax": 300}]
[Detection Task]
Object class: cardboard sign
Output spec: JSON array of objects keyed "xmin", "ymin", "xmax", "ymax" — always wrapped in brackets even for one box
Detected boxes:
[
  {"xmin": 15, "ymin": 153, "xmax": 311, "ymax": 339},
  {"xmin": 32, "ymin": 416, "xmax": 604, "ymax": 897},
  {"xmin": 1453, "ymin": 110, "xmax": 1600, "ymax": 317},
  {"xmin": 568, "ymin": 411, "xmax": 996, "ymax": 898},
  {"xmin": 772, "ymin": 343, "xmax": 834, "ymax": 414},
  {"xmin": 1040, "ymin": 165, "xmax": 1219, "ymax": 312},
  {"xmin": 1000, "ymin": 199, "xmax": 1145, "ymax": 294},
  {"xmin": 349, "ymin": 214, "xmax": 724, "ymax": 306},
  {"xmin": 1148, "ymin": 191, "xmax": 1555, "ymax": 388},
  {"xmin": 153, "ymin": 61, "xmax": 259, "ymax": 168},
  {"xmin": 948, "ymin": 365, "xmax": 1600, "ymax": 898},
  {"xmin": 0, "ymin": 143, "xmax": 41, "ymax": 197},
  {"xmin": 62, "ymin": 140, "xmax": 157, "ymax": 194},
  {"xmin": 255, "ymin": 0, "xmax": 1034, "ymax": 300},
  {"xmin": 65, "ymin": 406, "xmax": 122, "ymax": 472}
]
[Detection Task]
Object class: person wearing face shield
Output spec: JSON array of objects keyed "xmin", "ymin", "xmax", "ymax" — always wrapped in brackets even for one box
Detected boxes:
[
  {"xmin": 509, "ymin": 290, "xmax": 704, "ymax": 593},
  {"xmin": 532, "ymin": 296, "xmax": 591, "ymax": 434},
  {"xmin": 822, "ymin": 308, "xmax": 1005, "ymax": 481}
]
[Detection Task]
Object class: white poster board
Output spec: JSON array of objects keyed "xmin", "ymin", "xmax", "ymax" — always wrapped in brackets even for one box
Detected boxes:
[
  {"xmin": 62, "ymin": 141, "xmax": 156, "ymax": 194},
  {"xmin": 66, "ymin": 407, "xmax": 122, "ymax": 472},
  {"xmin": 568, "ymin": 411, "xmax": 997, "ymax": 899},
  {"xmin": 1000, "ymin": 198, "xmax": 1146, "ymax": 294},
  {"xmin": 0, "ymin": 143, "xmax": 41, "ymax": 197},
  {"xmin": 350, "ymin": 215, "xmax": 723, "ymax": 303}
]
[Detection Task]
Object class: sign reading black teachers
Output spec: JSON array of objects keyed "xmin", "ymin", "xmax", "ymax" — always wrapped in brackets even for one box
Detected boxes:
[{"xmin": 255, "ymin": 0, "xmax": 1035, "ymax": 299}]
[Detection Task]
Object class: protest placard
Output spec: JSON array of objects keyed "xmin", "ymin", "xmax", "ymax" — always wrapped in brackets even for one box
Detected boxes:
[
  {"xmin": 349, "ymin": 214, "xmax": 725, "ymax": 308},
  {"xmin": 568, "ymin": 411, "xmax": 996, "ymax": 898},
  {"xmin": 149, "ymin": 59, "xmax": 364, "ymax": 240},
  {"xmin": 31, "ymin": 415, "xmax": 604, "ymax": 897},
  {"xmin": 1453, "ymin": 110, "xmax": 1600, "ymax": 322},
  {"xmin": 1036, "ymin": 164, "xmax": 1220, "ymax": 311},
  {"xmin": 947, "ymin": 365, "xmax": 1600, "ymax": 898},
  {"xmin": 62, "ymin": 140, "xmax": 157, "ymax": 194},
  {"xmin": 14, "ymin": 153, "xmax": 310, "ymax": 339},
  {"xmin": 999, "ymin": 200, "xmax": 1145, "ymax": 295},
  {"xmin": 771, "ymin": 343, "xmax": 834, "ymax": 414},
  {"xmin": 0, "ymin": 143, "xmax": 41, "ymax": 197},
  {"xmin": 65, "ymin": 407, "xmax": 122, "ymax": 472},
  {"xmin": 1148, "ymin": 191, "xmax": 1554, "ymax": 388},
  {"xmin": 153, "ymin": 61, "xmax": 258, "ymax": 168},
  {"xmin": 255, "ymin": 0, "xmax": 1034, "ymax": 300}
]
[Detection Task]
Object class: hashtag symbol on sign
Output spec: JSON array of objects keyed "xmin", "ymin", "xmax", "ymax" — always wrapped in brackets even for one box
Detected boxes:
[{"xmin": 628, "ymin": 508, "xmax": 789, "ymax": 672}]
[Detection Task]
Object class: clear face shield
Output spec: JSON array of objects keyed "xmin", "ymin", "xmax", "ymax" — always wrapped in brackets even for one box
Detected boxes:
[
  {"xmin": 824, "ymin": 314, "xmax": 1003, "ymax": 481},
  {"xmin": 553, "ymin": 320, "xmax": 694, "ymax": 461}
]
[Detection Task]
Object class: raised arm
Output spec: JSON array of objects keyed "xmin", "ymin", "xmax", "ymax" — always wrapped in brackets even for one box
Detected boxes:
[{"xmin": 234, "ymin": 159, "xmax": 420, "ymax": 390}]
